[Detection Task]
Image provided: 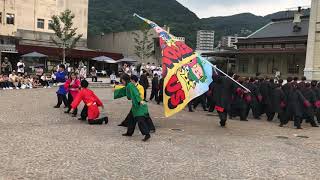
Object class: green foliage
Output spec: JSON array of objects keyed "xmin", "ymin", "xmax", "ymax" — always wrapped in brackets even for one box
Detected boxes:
[
  {"xmin": 50, "ymin": 9, "xmax": 83, "ymax": 63},
  {"xmin": 133, "ymin": 23, "xmax": 154, "ymax": 61}
]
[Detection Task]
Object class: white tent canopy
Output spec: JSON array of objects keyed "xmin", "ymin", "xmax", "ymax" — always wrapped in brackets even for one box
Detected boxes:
[
  {"xmin": 21, "ymin": 52, "xmax": 48, "ymax": 58},
  {"xmin": 92, "ymin": 56, "xmax": 117, "ymax": 64}
]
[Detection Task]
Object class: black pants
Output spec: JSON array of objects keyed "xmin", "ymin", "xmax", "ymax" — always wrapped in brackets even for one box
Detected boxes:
[
  {"xmin": 40, "ymin": 79, "xmax": 49, "ymax": 87},
  {"xmin": 0, "ymin": 82, "xmax": 10, "ymax": 88},
  {"xmin": 231, "ymin": 107, "xmax": 247, "ymax": 121},
  {"xmin": 279, "ymin": 112, "xmax": 288, "ymax": 125},
  {"xmin": 80, "ymin": 105, "xmax": 88, "ymax": 120},
  {"xmin": 150, "ymin": 89, "xmax": 159, "ymax": 101},
  {"xmin": 92, "ymin": 76, "xmax": 97, "ymax": 82},
  {"xmin": 143, "ymin": 87, "xmax": 147, "ymax": 101},
  {"xmin": 88, "ymin": 117, "xmax": 108, "ymax": 125},
  {"xmin": 207, "ymin": 95, "xmax": 215, "ymax": 112},
  {"xmin": 56, "ymin": 94, "xmax": 68, "ymax": 107},
  {"xmin": 302, "ymin": 112, "xmax": 317, "ymax": 126},
  {"xmin": 66, "ymin": 93, "xmax": 77, "ymax": 115},
  {"xmin": 145, "ymin": 116, "xmax": 156, "ymax": 131},
  {"xmin": 218, "ymin": 111, "xmax": 228, "ymax": 126},
  {"xmin": 266, "ymin": 112, "xmax": 275, "ymax": 121},
  {"xmin": 157, "ymin": 91, "xmax": 163, "ymax": 104},
  {"xmin": 188, "ymin": 101, "xmax": 193, "ymax": 111},
  {"xmin": 121, "ymin": 111, "xmax": 155, "ymax": 131},
  {"xmin": 315, "ymin": 109, "xmax": 320, "ymax": 123},
  {"xmin": 294, "ymin": 116, "xmax": 302, "ymax": 128},
  {"xmin": 246, "ymin": 104, "xmax": 260, "ymax": 119},
  {"xmin": 193, "ymin": 95, "xmax": 207, "ymax": 111},
  {"xmin": 119, "ymin": 111, "xmax": 132, "ymax": 127},
  {"xmin": 126, "ymin": 116, "xmax": 150, "ymax": 136}
]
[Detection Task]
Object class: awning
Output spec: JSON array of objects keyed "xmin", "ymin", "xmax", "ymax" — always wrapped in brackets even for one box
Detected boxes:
[
  {"xmin": 118, "ymin": 57, "xmax": 138, "ymax": 63},
  {"xmin": 92, "ymin": 56, "xmax": 117, "ymax": 63},
  {"xmin": 17, "ymin": 44, "xmax": 123, "ymax": 60},
  {"xmin": 22, "ymin": 51, "xmax": 48, "ymax": 58}
]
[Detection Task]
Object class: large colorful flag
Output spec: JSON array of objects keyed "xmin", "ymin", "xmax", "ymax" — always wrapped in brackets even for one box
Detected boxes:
[{"xmin": 134, "ymin": 14, "xmax": 213, "ymax": 117}]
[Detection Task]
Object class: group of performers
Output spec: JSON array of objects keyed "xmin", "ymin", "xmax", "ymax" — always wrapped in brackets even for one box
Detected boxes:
[
  {"xmin": 53, "ymin": 64, "xmax": 154, "ymax": 141},
  {"xmin": 53, "ymin": 64, "xmax": 108, "ymax": 125},
  {"xmin": 53, "ymin": 62, "xmax": 320, "ymax": 144},
  {"xmin": 207, "ymin": 74, "xmax": 320, "ymax": 129}
]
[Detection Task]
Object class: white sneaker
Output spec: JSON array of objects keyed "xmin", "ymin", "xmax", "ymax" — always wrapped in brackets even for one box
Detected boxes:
[
  {"xmin": 48, "ymin": 86, "xmax": 52, "ymax": 88},
  {"xmin": 43, "ymin": 86, "xmax": 47, "ymax": 89},
  {"xmin": 16, "ymin": 87, "xmax": 20, "ymax": 90},
  {"xmin": 3, "ymin": 88, "xmax": 5, "ymax": 90}
]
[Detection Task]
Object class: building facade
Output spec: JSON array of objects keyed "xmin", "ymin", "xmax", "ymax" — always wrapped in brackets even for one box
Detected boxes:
[
  {"xmin": 234, "ymin": 14, "xmax": 308, "ymax": 78},
  {"xmin": 196, "ymin": 30, "xmax": 215, "ymax": 52},
  {"xmin": 305, "ymin": 0, "xmax": 320, "ymax": 80},
  {"xmin": 0, "ymin": 0, "xmax": 122, "ymax": 73},
  {"xmin": 0, "ymin": 0, "xmax": 88, "ymax": 48},
  {"xmin": 87, "ymin": 28, "xmax": 185, "ymax": 65},
  {"xmin": 203, "ymin": 9, "xmax": 309, "ymax": 78},
  {"xmin": 221, "ymin": 35, "xmax": 245, "ymax": 49}
]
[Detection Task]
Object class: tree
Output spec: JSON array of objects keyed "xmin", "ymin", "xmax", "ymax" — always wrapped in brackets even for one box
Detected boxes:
[
  {"xmin": 50, "ymin": 9, "xmax": 83, "ymax": 64},
  {"xmin": 133, "ymin": 23, "xmax": 154, "ymax": 63}
]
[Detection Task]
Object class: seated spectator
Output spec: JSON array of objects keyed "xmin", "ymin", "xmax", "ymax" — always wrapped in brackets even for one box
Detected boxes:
[
  {"xmin": 32, "ymin": 76, "xmax": 42, "ymax": 88},
  {"xmin": 40, "ymin": 73, "xmax": 50, "ymax": 88},
  {"xmin": 51, "ymin": 70, "xmax": 57, "ymax": 86},
  {"xmin": 9, "ymin": 71, "xmax": 19, "ymax": 89},
  {"xmin": 1, "ymin": 75, "xmax": 13, "ymax": 90},
  {"xmin": 110, "ymin": 71, "xmax": 117, "ymax": 84},
  {"xmin": 25, "ymin": 75, "xmax": 33, "ymax": 89}
]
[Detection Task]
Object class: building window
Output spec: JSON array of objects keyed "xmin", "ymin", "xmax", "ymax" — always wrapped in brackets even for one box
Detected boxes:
[
  {"xmin": 6, "ymin": 13, "xmax": 15, "ymax": 25},
  {"xmin": 264, "ymin": 44, "xmax": 272, "ymax": 49},
  {"xmin": 37, "ymin": 19, "xmax": 44, "ymax": 29},
  {"xmin": 273, "ymin": 44, "xmax": 281, "ymax": 49},
  {"xmin": 295, "ymin": 44, "xmax": 305, "ymax": 48},
  {"xmin": 238, "ymin": 59, "xmax": 248, "ymax": 73},
  {"xmin": 285, "ymin": 44, "xmax": 295, "ymax": 49},
  {"xmin": 247, "ymin": 44, "xmax": 255, "ymax": 48},
  {"xmin": 48, "ymin": 20, "xmax": 53, "ymax": 30},
  {"xmin": 0, "ymin": 12, "xmax": 2, "ymax": 24},
  {"xmin": 287, "ymin": 55, "xmax": 299, "ymax": 74}
]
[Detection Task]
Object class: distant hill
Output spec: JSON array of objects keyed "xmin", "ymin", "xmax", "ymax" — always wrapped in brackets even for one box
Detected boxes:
[{"xmin": 88, "ymin": 0, "xmax": 310, "ymax": 48}]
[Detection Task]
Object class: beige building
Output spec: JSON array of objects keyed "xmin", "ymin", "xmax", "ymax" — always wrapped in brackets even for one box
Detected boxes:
[
  {"xmin": 88, "ymin": 29, "xmax": 158, "ymax": 64},
  {"xmin": 304, "ymin": 0, "xmax": 320, "ymax": 80},
  {"xmin": 0, "ymin": 0, "xmax": 88, "ymax": 52},
  {"xmin": 88, "ymin": 28, "xmax": 185, "ymax": 65}
]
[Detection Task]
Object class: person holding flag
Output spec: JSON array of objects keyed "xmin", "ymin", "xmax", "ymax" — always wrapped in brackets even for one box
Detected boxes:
[
  {"xmin": 133, "ymin": 14, "xmax": 250, "ymax": 127},
  {"xmin": 114, "ymin": 74, "xmax": 151, "ymax": 142}
]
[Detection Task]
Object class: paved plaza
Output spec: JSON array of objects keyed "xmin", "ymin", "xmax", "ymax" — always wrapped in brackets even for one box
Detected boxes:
[{"xmin": 0, "ymin": 88, "xmax": 320, "ymax": 179}]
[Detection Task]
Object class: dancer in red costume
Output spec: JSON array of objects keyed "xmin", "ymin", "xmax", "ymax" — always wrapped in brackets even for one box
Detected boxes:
[
  {"xmin": 64, "ymin": 72, "xmax": 81, "ymax": 117},
  {"xmin": 70, "ymin": 80, "xmax": 108, "ymax": 125}
]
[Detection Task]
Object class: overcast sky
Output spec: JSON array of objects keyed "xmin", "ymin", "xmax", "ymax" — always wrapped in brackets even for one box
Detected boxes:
[{"xmin": 177, "ymin": 0, "xmax": 311, "ymax": 18}]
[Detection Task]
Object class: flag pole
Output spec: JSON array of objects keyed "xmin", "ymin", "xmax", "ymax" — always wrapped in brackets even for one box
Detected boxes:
[{"xmin": 210, "ymin": 64, "xmax": 251, "ymax": 93}]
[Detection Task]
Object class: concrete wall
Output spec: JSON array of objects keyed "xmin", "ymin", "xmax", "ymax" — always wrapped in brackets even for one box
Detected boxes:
[
  {"xmin": 305, "ymin": 0, "xmax": 320, "ymax": 79},
  {"xmin": 88, "ymin": 29, "xmax": 160, "ymax": 65},
  {"xmin": 0, "ymin": 0, "xmax": 17, "ymax": 36},
  {"xmin": 0, "ymin": 0, "xmax": 88, "ymax": 46}
]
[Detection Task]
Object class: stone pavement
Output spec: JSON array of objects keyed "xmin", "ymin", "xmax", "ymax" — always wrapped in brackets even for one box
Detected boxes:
[{"xmin": 0, "ymin": 88, "xmax": 320, "ymax": 179}]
